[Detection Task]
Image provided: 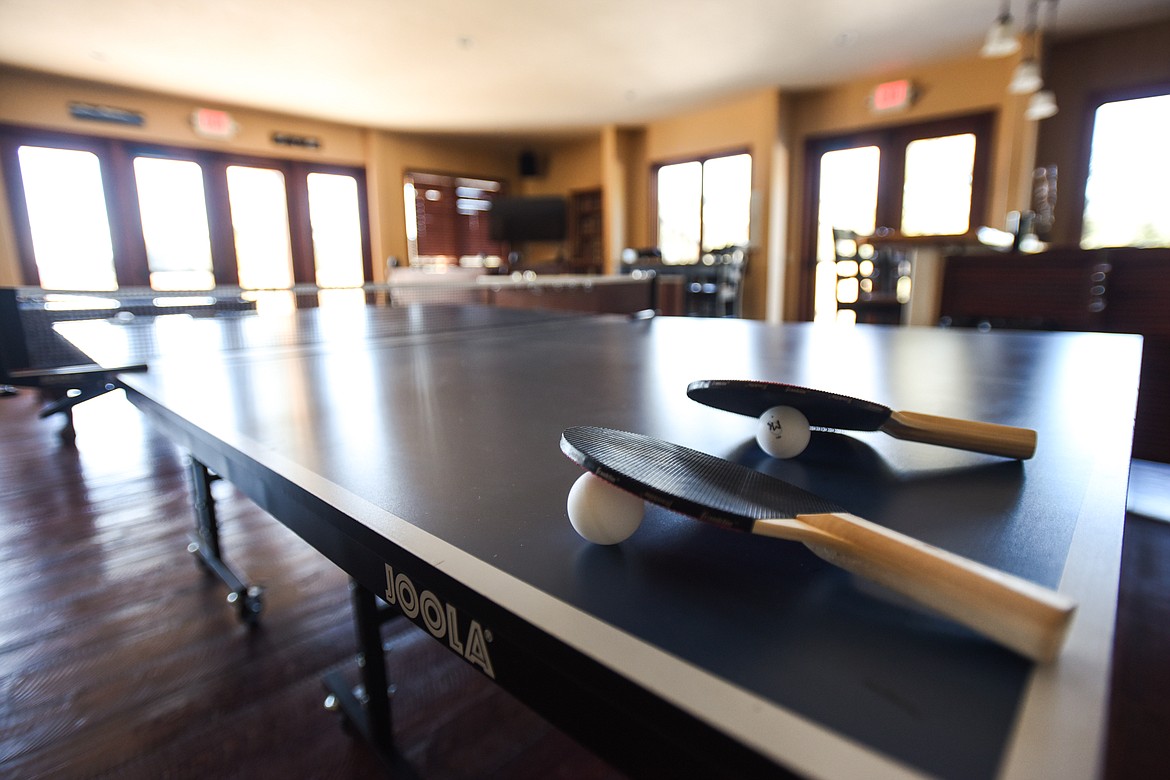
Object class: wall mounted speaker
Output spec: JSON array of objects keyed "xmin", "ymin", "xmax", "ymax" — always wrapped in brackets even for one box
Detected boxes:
[{"xmin": 520, "ymin": 150, "xmax": 541, "ymax": 177}]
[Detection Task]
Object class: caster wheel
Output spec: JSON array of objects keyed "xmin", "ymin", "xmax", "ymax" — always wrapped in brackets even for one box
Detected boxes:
[{"xmin": 228, "ymin": 585, "xmax": 264, "ymax": 625}]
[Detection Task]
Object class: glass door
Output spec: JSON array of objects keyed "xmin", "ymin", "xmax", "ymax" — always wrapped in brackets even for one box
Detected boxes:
[
  {"xmin": 813, "ymin": 145, "xmax": 880, "ymax": 322},
  {"xmin": 16, "ymin": 145, "xmax": 117, "ymax": 290},
  {"xmin": 225, "ymin": 165, "xmax": 295, "ymax": 288},
  {"xmin": 805, "ymin": 114, "xmax": 990, "ymax": 323},
  {"xmin": 133, "ymin": 156, "xmax": 215, "ymax": 290}
]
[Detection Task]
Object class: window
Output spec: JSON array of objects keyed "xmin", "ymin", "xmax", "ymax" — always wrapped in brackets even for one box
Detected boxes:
[
  {"xmin": 226, "ymin": 165, "xmax": 295, "ymax": 290},
  {"xmin": 15, "ymin": 145, "xmax": 117, "ymax": 290},
  {"xmin": 133, "ymin": 156, "xmax": 214, "ymax": 290},
  {"xmin": 814, "ymin": 146, "xmax": 880, "ymax": 322},
  {"xmin": 901, "ymin": 134, "xmax": 977, "ymax": 236},
  {"xmin": 307, "ymin": 172, "xmax": 365, "ymax": 288},
  {"xmin": 656, "ymin": 161, "xmax": 702, "ymax": 264},
  {"xmin": 1081, "ymin": 93, "xmax": 1170, "ymax": 249},
  {"xmin": 1, "ymin": 125, "xmax": 372, "ymax": 291},
  {"xmin": 404, "ymin": 171, "xmax": 503, "ymax": 267},
  {"xmin": 701, "ymin": 153, "xmax": 753, "ymax": 252},
  {"xmin": 655, "ymin": 152, "xmax": 751, "ymax": 264},
  {"xmin": 805, "ymin": 114, "xmax": 991, "ymax": 322}
]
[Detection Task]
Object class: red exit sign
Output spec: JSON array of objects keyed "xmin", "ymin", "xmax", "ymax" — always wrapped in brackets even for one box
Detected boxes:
[
  {"xmin": 870, "ymin": 79, "xmax": 916, "ymax": 113},
  {"xmin": 190, "ymin": 107, "xmax": 238, "ymax": 140}
]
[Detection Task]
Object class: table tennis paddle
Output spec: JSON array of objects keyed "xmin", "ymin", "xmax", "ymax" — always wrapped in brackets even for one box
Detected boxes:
[
  {"xmin": 560, "ymin": 425, "xmax": 1073, "ymax": 662},
  {"xmin": 687, "ymin": 379, "xmax": 1037, "ymax": 459}
]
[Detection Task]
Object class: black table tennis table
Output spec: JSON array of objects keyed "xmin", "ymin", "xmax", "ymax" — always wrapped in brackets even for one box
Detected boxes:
[{"xmin": 52, "ymin": 297, "xmax": 1140, "ymax": 779}]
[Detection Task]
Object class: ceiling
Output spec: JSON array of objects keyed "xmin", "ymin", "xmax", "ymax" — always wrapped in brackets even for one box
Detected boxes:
[{"xmin": 1, "ymin": 0, "xmax": 1167, "ymax": 136}]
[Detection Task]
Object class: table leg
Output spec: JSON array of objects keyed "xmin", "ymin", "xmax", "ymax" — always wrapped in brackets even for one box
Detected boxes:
[
  {"xmin": 186, "ymin": 456, "xmax": 263, "ymax": 624},
  {"xmin": 323, "ymin": 579, "xmax": 415, "ymax": 775}
]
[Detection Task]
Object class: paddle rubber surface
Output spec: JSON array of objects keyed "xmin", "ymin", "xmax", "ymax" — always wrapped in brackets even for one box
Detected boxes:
[{"xmin": 560, "ymin": 426, "xmax": 843, "ymax": 532}]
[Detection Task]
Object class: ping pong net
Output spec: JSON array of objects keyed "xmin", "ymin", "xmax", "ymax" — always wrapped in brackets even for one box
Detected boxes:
[
  {"xmin": 6, "ymin": 272, "xmax": 663, "ymax": 368},
  {"xmin": 7, "ymin": 277, "xmax": 646, "ymax": 429}
]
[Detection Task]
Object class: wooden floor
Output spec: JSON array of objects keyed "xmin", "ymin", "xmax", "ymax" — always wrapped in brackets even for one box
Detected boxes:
[
  {"xmin": 0, "ymin": 390, "xmax": 623, "ymax": 779},
  {"xmin": 2, "ymin": 389, "xmax": 1168, "ymax": 779}
]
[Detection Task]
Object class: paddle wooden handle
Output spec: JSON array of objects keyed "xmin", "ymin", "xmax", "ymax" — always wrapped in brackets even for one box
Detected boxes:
[
  {"xmin": 880, "ymin": 410, "xmax": 1037, "ymax": 459},
  {"xmin": 753, "ymin": 512, "xmax": 1075, "ymax": 662}
]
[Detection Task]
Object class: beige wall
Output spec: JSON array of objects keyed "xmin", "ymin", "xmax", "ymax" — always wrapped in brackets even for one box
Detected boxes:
[
  {"xmin": 516, "ymin": 137, "xmax": 602, "ymax": 197},
  {"xmin": 0, "ymin": 164, "xmax": 16, "ymax": 286},
  {"xmin": 0, "ymin": 67, "xmax": 369, "ymax": 161},
  {"xmin": 599, "ymin": 125, "xmax": 645, "ymax": 275}
]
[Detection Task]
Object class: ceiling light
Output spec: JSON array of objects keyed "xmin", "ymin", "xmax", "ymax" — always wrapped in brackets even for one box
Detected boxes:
[
  {"xmin": 981, "ymin": 1, "xmax": 1020, "ymax": 57},
  {"xmin": 1025, "ymin": 90, "xmax": 1059, "ymax": 120},
  {"xmin": 1009, "ymin": 58, "xmax": 1043, "ymax": 94}
]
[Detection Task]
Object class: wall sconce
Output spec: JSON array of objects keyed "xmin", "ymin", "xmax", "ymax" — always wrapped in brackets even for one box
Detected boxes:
[{"xmin": 982, "ymin": 1, "xmax": 1021, "ymax": 57}]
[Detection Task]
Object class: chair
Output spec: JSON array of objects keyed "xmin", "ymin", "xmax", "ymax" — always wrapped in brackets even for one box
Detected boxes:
[
  {"xmin": 711, "ymin": 245, "xmax": 748, "ymax": 317},
  {"xmin": 1, "ymin": 287, "xmax": 146, "ymax": 439},
  {"xmin": 832, "ymin": 228, "xmax": 905, "ymax": 325}
]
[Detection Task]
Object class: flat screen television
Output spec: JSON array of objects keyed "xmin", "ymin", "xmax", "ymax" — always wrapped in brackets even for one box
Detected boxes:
[{"xmin": 489, "ymin": 196, "xmax": 567, "ymax": 242}]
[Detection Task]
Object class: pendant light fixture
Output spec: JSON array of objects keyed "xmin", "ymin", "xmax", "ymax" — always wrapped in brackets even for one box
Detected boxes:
[
  {"xmin": 1025, "ymin": 90, "xmax": 1059, "ymax": 120},
  {"xmin": 982, "ymin": 0, "xmax": 1021, "ymax": 58},
  {"xmin": 1008, "ymin": 0, "xmax": 1059, "ymax": 119},
  {"xmin": 1009, "ymin": 0, "xmax": 1042, "ymax": 93}
]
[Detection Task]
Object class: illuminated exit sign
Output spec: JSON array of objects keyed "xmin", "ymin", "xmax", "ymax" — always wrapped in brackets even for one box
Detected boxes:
[
  {"xmin": 190, "ymin": 108, "xmax": 238, "ymax": 140},
  {"xmin": 869, "ymin": 79, "xmax": 917, "ymax": 113}
]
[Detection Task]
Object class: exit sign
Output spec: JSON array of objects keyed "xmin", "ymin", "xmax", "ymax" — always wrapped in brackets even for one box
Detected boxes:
[
  {"xmin": 870, "ymin": 79, "xmax": 916, "ymax": 113},
  {"xmin": 190, "ymin": 108, "xmax": 238, "ymax": 140}
]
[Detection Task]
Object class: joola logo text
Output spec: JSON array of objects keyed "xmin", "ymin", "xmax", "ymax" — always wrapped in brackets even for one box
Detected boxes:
[{"xmin": 384, "ymin": 564, "xmax": 495, "ymax": 678}]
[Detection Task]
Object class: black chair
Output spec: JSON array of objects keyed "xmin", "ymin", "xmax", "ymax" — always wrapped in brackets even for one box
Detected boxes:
[
  {"xmin": 1, "ymin": 287, "xmax": 146, "ymax": 439},
  {"xmin": 711, "ymin": 245, "xmax": 747, "ymax": 317},
  {"xmin": 831, "ymin": 228, "xmax": 906, "ymax": 325}
]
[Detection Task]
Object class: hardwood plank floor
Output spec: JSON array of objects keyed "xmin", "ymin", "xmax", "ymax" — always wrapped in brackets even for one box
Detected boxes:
[{"xmin": 0, "ymin": 390, "xmax": 623, "ymax": 779}]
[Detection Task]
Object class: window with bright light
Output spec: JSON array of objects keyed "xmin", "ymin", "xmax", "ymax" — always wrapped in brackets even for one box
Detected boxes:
[
  {"xmin": 307, "ymin": 172, "xmax": 365, "ymax": 287},
  {"xmin": 133, "ymin": 156, "xmax": 215, "ymax": 290},
  {"xmin": 901, "ymin": 133, "xmax": 976, "ymax": 236},
  {"xmin": 816, "ymin": 147, "xmax": 880, "ymax": 262},
  {"xmin": 814, "ymin": 146, "xmax": 879, "ymax": 321},
  {"xmin": 701, "ymin": 154, "xmax": 752, "ymax": 252},
  {"xmin": 1082, "ymin": 94, "xmax": 1170, "ymax": 249},
  {"xmin": 2, "ymin": 129, "xmax": 371, "ymax": 292},
  {"xmin": 226, "ymin": 166, "xmax": 294, "ymax": 290},
  {"xmin": 656, "ymin": 153, "xmax": 751, "ymax": 264},
  {"xmin": 657, "ymin": 161, "xmax": 702, "ymax": 263},
  {"xmin": 17, "ymin": 145, "xmax": 117, "ymax": 290}
]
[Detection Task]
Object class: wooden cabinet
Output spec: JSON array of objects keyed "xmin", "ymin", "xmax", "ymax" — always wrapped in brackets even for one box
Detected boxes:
[
  {"xmin": 567, "ymin": 189, "xmax": 603, "ymax": 274},
  {"xmin": 939, "ymin": 247, "xmax": 1170, "ymax": 462}
]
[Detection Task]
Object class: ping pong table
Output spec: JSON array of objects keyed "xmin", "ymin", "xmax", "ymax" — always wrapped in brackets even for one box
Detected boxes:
[{"xmin": 48, "ymin": 291, "xmax": 1140, "ymax": 779}]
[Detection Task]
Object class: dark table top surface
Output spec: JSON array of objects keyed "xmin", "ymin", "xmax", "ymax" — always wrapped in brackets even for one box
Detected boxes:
[{"xmin": 57, "ymin": 304, "xmax": 1143, "ymax": 779}]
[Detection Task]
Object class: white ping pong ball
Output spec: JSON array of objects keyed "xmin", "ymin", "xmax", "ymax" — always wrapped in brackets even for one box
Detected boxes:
[
  {"xmin": 567, "ymin": 472, "xmax": 645, "ymax": 545},
  {"xmin": 756, "ymin": 405, "xmax": 811, "ymax": 459}
]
